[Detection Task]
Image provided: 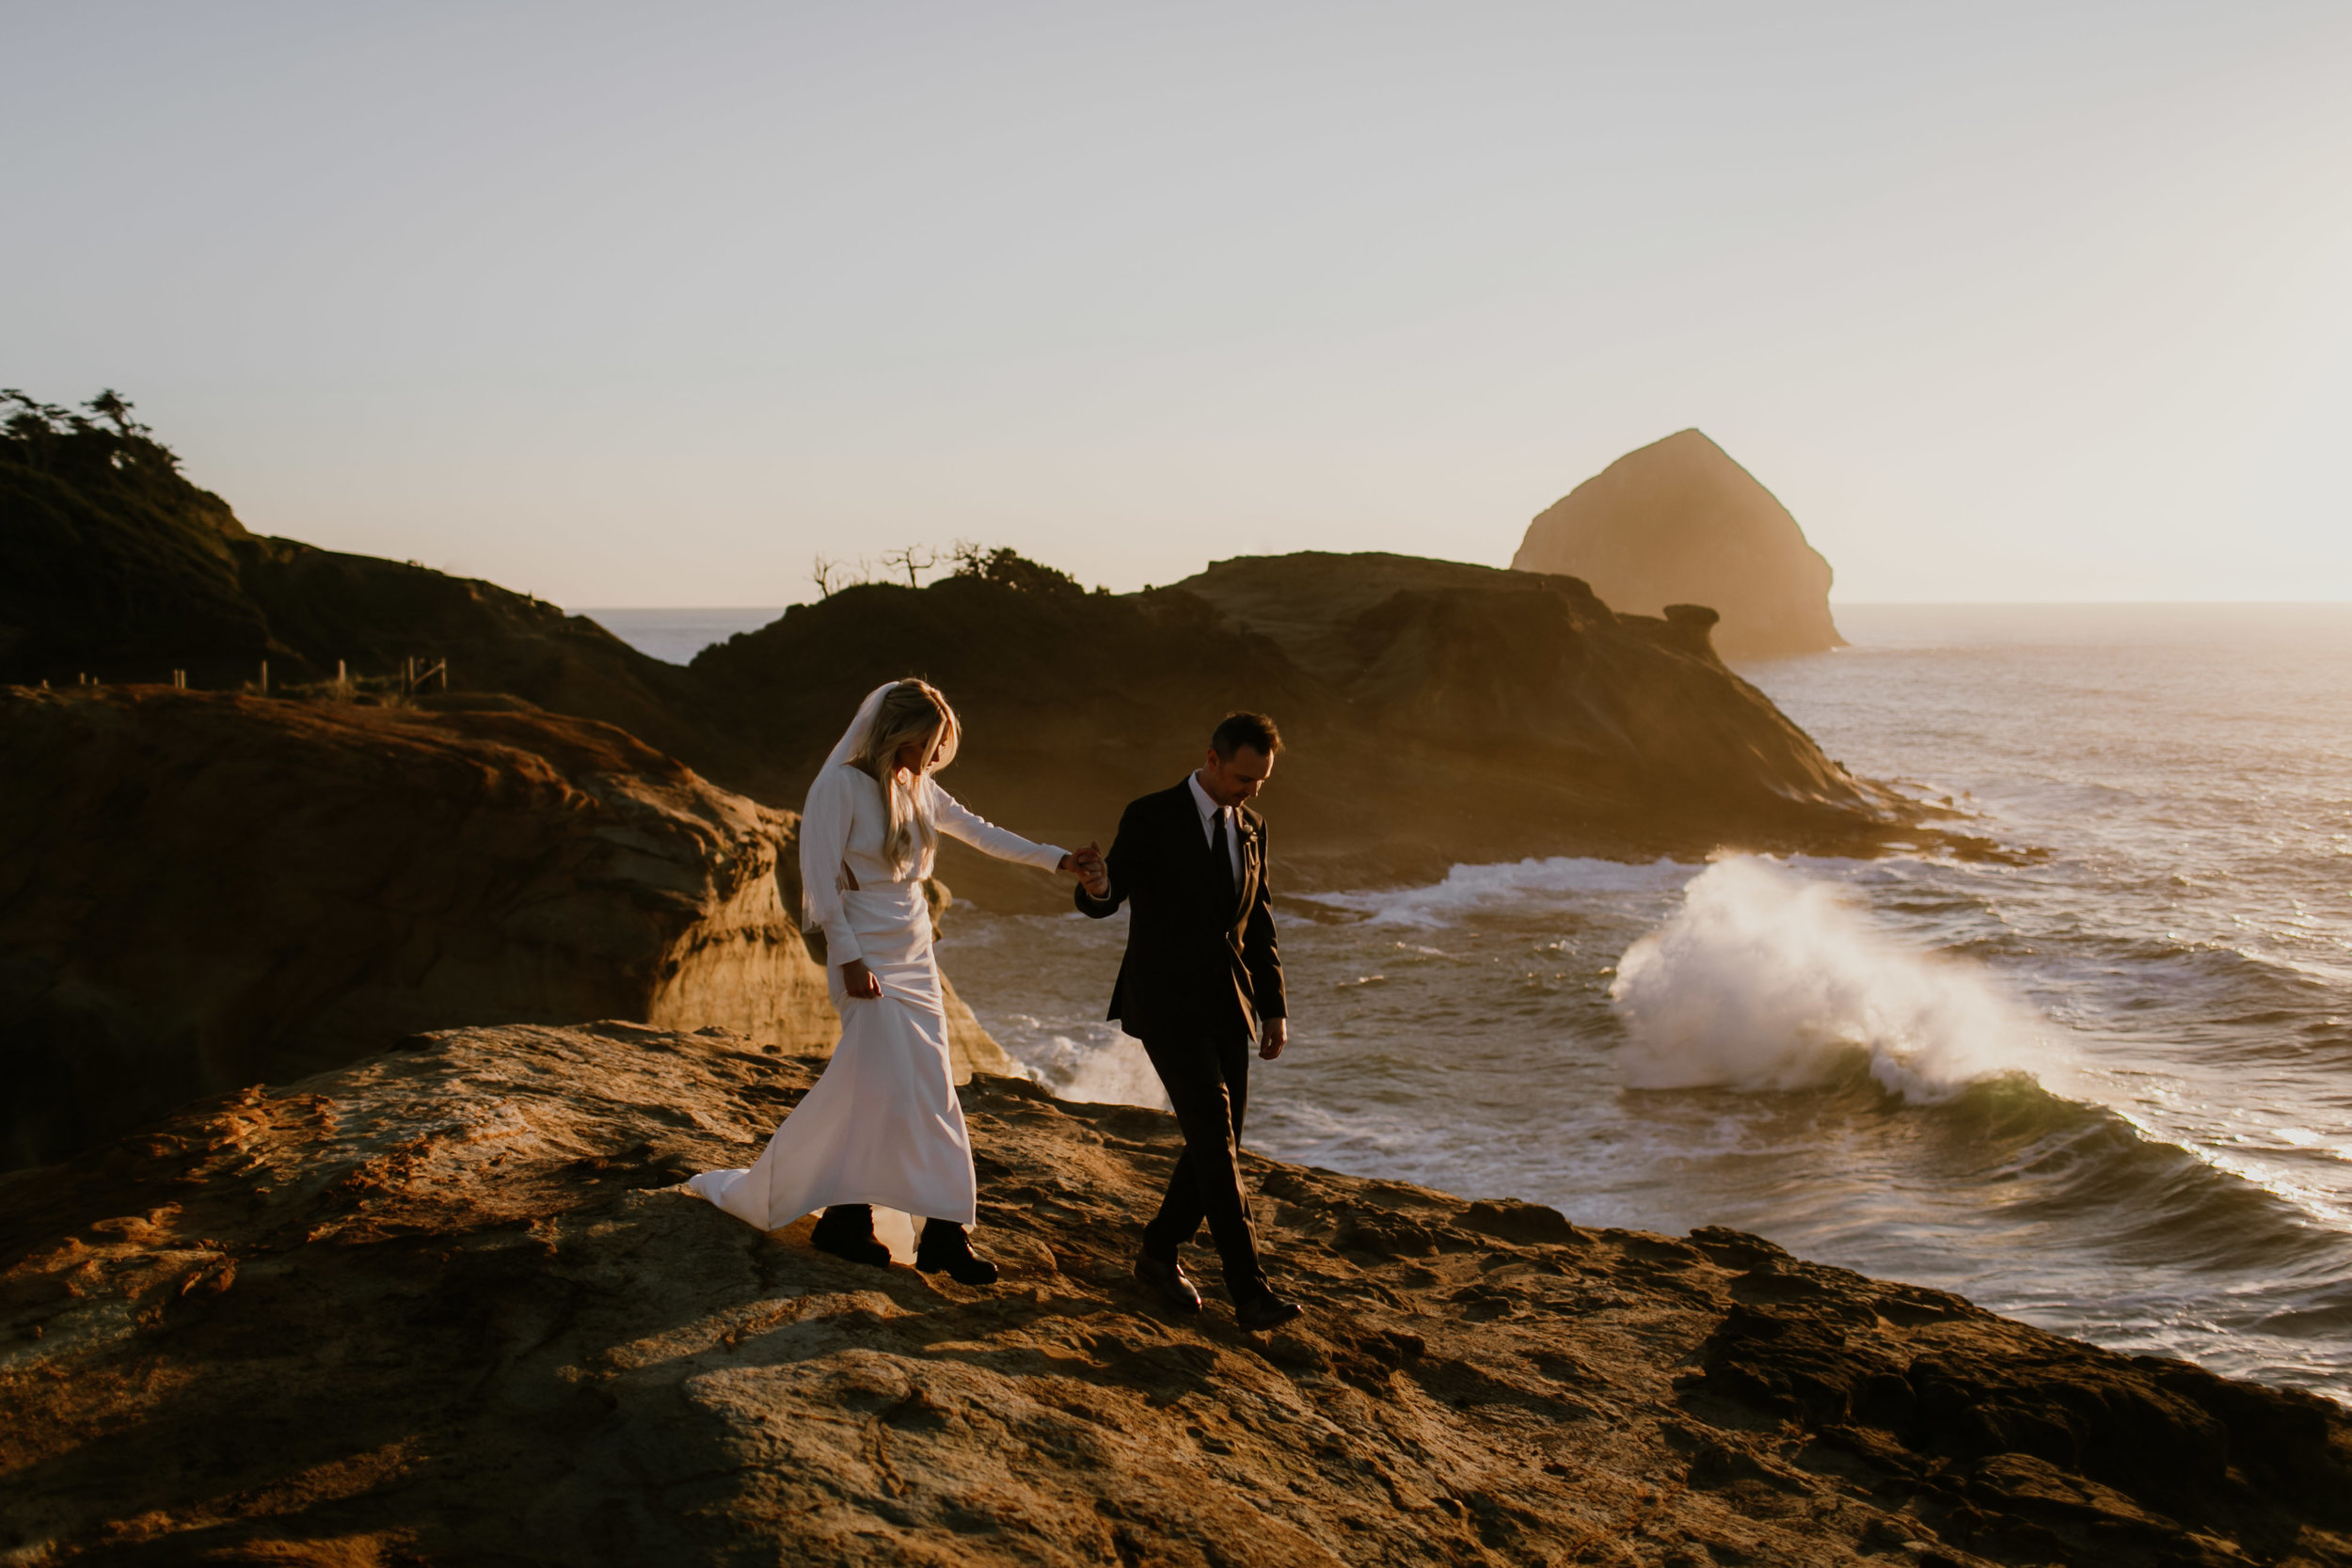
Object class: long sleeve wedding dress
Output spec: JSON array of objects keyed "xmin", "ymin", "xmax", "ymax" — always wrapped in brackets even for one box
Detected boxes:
[{"xmin": 687, "ymin": 759, "xmax": 1066, "ymax": 1232}]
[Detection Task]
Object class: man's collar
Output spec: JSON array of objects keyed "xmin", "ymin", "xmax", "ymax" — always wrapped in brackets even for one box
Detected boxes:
[{"xmin": 1185, "ymin": 771, "xmax": 1224, "ymax": 822}]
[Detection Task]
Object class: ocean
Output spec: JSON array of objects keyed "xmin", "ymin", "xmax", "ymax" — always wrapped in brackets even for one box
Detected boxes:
[
  {"xmin": 924, "ymin": 604, "xmax": 2352, "ymax": 1402},
  {"xmin": 574, "ymin": 607, "xmax": 787, "ymax": 667}
]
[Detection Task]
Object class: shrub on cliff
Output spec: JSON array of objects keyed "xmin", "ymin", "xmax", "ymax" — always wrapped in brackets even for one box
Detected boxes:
[{"xmin": 0, "ymin": 390, "xmax": 273, "ymax": 683}]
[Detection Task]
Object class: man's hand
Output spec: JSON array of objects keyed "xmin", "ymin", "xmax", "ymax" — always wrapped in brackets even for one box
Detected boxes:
[
  {"xmin": 1259, "ymin": 1017, "xmax": 1288, "ymax": 1061},
  {"xmin": 1065, "ymin": 842, "xmax": 1110, "ymax": 898},
  {"xmin": 840, "ymin": 958, "xmax": 882, "ymax": 1000}
]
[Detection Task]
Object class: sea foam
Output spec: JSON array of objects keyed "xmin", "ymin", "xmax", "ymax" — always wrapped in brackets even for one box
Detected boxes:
[
  {"xmin": 1010, "ymin": 1031, "xmax": 1170, "ymax": 1111},
  {"xmin": 1610, "ymin": 856, "xmax": 2043, "ymax": 1102},
  {"xmin": 1310, "ymin": 855, "xmax": 1692, "ymax": 928}
]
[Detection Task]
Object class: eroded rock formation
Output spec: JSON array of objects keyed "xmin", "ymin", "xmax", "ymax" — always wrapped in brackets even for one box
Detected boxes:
[
  {"xmin": 1514, "ymin": 430, "xmax": 1844, "ymax": 659},
  {"xmin": 4, "ymin": 1022, "xmax": 2343, "ymax": 1566},
  {"xmin": 4, "ymin": 401, "xmax": 1928, "ymax": 913},
  {"xmin": 699, "ymin": 551, "xmax": 1923, "ymax": 908},
  {"xmin": 0, "ymin": 399, "xmax": 725, "ymax": 770},
  {"xmin": 0, "ymin": 688, "xmax": 1005, "ymax": 1168}
]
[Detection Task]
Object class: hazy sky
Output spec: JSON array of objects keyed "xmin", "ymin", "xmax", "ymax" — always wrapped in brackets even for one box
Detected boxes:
[{"xmin": 8, "ymin": 3, "xmax": 2349, "ymax": 606}]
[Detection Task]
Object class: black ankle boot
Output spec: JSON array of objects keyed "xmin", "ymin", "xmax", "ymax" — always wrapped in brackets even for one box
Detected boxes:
[
  {"xmin": 809, "ymin": 1204, "xmax": 892, "ymax": 1268},
  {"xmin": 914, "ymin": 1220, "xmax": 999, "ymax": 1286}
]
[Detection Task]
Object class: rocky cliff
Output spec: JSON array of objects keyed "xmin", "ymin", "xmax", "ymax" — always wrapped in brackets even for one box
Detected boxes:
[
  {"xmin": 0, "ymin": 392, "xmax": 270, "ymax": 684},
  {"xmin": 1513, "ymin": 431, "xmax": 1844, "ymax": 659},
  {"xmin": 1168, "ymin": 552, "xmax": 1879, "ymax": 882},
  {"xmin": 5, "ymin": 398, "xmax": 1930, "ymax": 914},
  {"xmin": 0, "ymin": 394, "xmax": 725, "ymax": 770},
  {"xmin": 4, "ymin": 1022, "xmax": 2344, "ymax": 1566},
  {"xmin": 693, "ymin": 552, "xmax": 1921, "ymax": 908},
  {"xmin": 0, "ymin": 688, "xmax": 1005, "ymax": 1169}
]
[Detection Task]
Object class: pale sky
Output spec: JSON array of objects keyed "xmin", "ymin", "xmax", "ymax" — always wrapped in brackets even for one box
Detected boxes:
[{"xmin": 8, "ymin": 2, "xmax": 2349, "ymax": 606}]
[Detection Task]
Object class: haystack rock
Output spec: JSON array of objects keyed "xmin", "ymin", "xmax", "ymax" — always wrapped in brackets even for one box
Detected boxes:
[
  {"xmin": 6, "ymin": 1020, "xmax": 2346, "ymax": 1565},
  {"xmin": 0, "ymin": 687, "xmax": 1007, "ymax": 1167},
  {"xmin": 1513, "ymin": 430, "xmax": 1844, "ymax": 659}
]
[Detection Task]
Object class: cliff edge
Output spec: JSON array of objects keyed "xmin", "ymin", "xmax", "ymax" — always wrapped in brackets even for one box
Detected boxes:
[
  {"xmin": 0, "ymin": 392, "xmax": 726, "ymax": 771},
  {"xmin": 0, "ymin": 688, "xmax": 1006, "ymax": 1169},
  {"xmin": 1513, "ymin": 431, "xmax": 1844, "ymax": 659},
  {"xmin": 5, "ymin": 398, "xmax": 1932, "ymax": 909},
  {"xmin": 4, "ymin": 1022, "xmax": 2344, "ymax": 1566}
]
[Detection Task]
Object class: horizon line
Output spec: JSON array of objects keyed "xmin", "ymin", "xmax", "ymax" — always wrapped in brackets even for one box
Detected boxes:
[{"xmin": 565, "ymin": 597, "xmax": 2352, "ymax": 613}]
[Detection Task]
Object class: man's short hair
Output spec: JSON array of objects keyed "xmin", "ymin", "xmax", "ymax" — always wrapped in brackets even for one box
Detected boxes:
[{"xmin": 1210, "ymin": 711, "xmax": 1282, "ymax": 758}]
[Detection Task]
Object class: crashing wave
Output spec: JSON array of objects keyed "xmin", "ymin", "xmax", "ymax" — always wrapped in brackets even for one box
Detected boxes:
[{"xmin": 1610, "ymin": 856, "xmax": 2054, "ymax": 1103}]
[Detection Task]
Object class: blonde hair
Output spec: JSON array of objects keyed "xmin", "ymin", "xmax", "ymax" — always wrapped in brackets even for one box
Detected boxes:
[{"xmin": 849, "ymin": 678, "xmax": 962, "ymax": 872}]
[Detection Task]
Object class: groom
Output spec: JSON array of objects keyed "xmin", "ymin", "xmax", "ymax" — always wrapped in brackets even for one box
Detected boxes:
[{"xmin": 1073, "ymin": 712, "xmax": 1301, "ymax": 1331}]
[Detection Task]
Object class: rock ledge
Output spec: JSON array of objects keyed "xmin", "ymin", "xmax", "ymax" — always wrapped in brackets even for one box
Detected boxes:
[{"xmin": 5, "ymin": 1023, "xmax": 2344, "ymax": 1566}]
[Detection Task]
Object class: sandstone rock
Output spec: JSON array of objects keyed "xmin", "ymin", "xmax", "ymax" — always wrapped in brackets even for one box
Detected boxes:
[
  {"xmin": 1161, "ymin": 551, "xmax": 1902, "ymax": 890},
  {"xmin": 0, "ymin": 400, "xmax": 729, "ymax": 773},
  {"xmin": 4, "ymin": 1022, "xmax": 2342, "ymax": 1566},
  {"xmin": 5, "ymin": 398, "xmax": 1948, "ymax": 916},
  {"xmin": 707, "ymin": 551, "xmax": 1927, "ymax": 911},
  {"xmin": 0, "ymin": 689, "xmax": 1008, "ymax": 1168},
  {"xmin": 1514, "ymin": 430, "xmax": 1845, "ymax": 659}
]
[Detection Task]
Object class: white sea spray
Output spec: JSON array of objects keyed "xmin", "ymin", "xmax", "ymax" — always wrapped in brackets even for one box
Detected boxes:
[
  {"xmin": 1610, "ymin": 856, "xmax": 2045, "ymax": 1102},
  {"xmin": 1009, "ymin": 1031, "xmax": 1169, "ymax": 1110}
]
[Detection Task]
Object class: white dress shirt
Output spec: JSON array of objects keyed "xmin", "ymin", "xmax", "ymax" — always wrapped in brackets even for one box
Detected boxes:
[{"xmin": 1187, "ymin": 771, "xmax": 1242, "ymax": 889}]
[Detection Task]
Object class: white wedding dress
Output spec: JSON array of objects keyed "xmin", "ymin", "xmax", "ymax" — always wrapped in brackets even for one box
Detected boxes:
[{"xmin": 689, "ymin": 705, "xmax": 1066, "ymax": 1232}]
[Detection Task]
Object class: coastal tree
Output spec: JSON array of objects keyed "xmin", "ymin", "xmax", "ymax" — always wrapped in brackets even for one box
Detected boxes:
[
  {"xmin": 2, "ymin": 388, "xmax": 183, "ymax": 478},
  {"xmin": 879, "ymin": 543, "xmax": 940, "ymax": 587},
  {"xmin": 949, "ymin": 541, "xmax": 1085, "ymax": 597},
  {"xmin": 809, "ymin": 553, "xmax": 875, "ymax": 599},
  {"xmin": 86, "ymin": 389, "xmax": 152, "ymax": 440}
]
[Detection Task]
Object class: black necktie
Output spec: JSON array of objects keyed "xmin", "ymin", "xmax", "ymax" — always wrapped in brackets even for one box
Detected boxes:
[{"xmin": 1209, "ymin": 808, "xmax": 1235, "ymax": 899}]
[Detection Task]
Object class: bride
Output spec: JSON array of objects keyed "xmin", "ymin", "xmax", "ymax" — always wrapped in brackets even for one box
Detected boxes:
[{"xmin": 689, "ymin": 678, "xmax": 1095, "ymax": 1285}]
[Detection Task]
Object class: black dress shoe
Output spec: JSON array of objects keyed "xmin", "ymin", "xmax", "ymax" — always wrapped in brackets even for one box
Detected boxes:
[
  {"xmin": 1133, "ymin": 1251, "xmax": 1202, "ymax": 1313},
  {"xmin": 1233, "ymin": 1291, "xmax": 1303, "ymax": 1332},
  {"xmin": 914, "ymin": 1220, "xmax": 999, "ymax": 1286},
  {"xmin": 809, "ymin": 1204, "xmax": 892, "ymax": 1268}
]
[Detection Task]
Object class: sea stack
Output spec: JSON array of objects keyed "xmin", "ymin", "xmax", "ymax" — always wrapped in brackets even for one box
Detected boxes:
[{"xmin": 1512, "ymin": 430, "xmax": 1843, "ymax": 659}]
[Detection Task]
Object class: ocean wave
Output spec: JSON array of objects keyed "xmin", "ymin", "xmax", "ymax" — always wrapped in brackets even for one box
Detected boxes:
[
  {"xmin": 999, "ymin": 1027, "xmax": 1170, "ymax": 1111},
  {"xmin": 1306, "ymin": 855, "xmax": 1695, "ymax": 928},
  {"xmin": 1610, "ymin": 856, "xmax": 2055, "ymax": 1102},
  {"xmin": 1919, "ymin": 1072, "xmax": 2352, "ymax": 1278},
  {"xmin": 1601, "ymin": 901, "xmax": 2352, "ymax": 1274}
]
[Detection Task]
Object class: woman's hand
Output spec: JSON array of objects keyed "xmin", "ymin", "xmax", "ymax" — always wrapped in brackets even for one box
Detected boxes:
[{"xmin": 840, "ymin": 958, "xmax": 882, "ymax": 1000}]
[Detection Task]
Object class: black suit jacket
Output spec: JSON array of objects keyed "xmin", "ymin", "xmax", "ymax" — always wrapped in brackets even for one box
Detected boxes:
[{"xmin": 1075, "ymin": 777, "xmax": 1286, "ymax": 1045}]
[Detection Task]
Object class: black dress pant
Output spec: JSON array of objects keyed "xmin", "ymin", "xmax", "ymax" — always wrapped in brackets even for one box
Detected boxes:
[{"xmin": 1138, "ymin": 1032, "xmax": 1266, "ymax": 1300}]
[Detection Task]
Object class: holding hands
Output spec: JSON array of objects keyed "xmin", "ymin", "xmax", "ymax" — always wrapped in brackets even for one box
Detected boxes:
[{"xmin": 1059, "ymin": 842, "xmax": 1111, "ymax": 899}]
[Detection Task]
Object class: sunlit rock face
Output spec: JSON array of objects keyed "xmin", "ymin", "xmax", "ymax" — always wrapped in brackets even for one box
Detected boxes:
[
  {"xmin": 1513, "ymin": 430, "xmax": 1843, "ymax": 659},
  {"xmin": 5, "ymin": 1021, "xmax": 2346, "ymax": 1567},
  {"xmin": 0, "ymin": 689, "xmax": 1015, "ymax": 1168}
]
